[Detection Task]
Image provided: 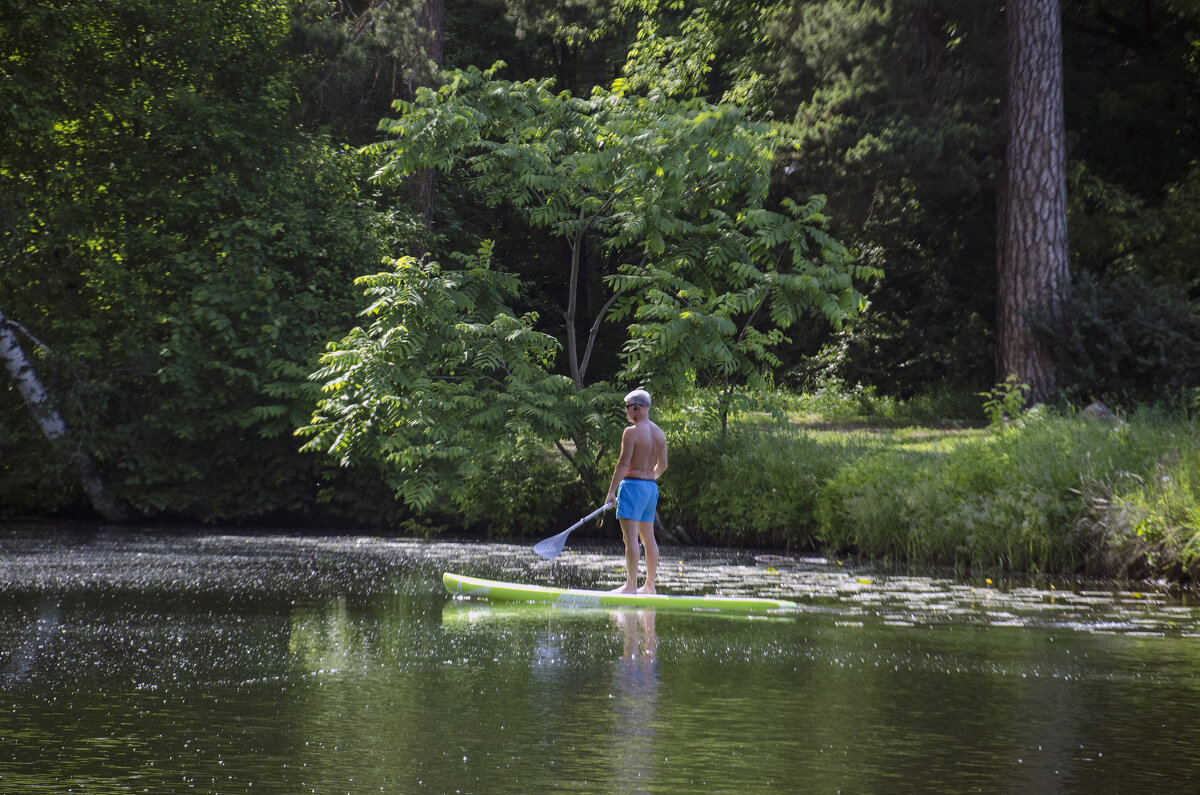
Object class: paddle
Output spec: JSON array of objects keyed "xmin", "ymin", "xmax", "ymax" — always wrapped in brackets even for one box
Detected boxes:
[{"xmin": 533, "ymin": 502, "xmax": 614, "ymax": 559}]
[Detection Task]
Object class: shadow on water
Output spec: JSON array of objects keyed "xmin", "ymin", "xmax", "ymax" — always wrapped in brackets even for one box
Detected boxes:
[{"xmin": 3, "ymin": 525, "xmax": 1200, "ymax": 792}]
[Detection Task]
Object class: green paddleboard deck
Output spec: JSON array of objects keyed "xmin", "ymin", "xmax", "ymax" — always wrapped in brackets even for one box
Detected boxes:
[{"xmin": 443, "ymin": 572, "xmax": 800, "ymax": 614}]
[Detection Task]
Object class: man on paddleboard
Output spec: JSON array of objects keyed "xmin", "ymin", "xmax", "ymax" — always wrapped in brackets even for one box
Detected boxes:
[{"xmin": 604, "ymin": 389, "xmax": 668, "ymax": 594}]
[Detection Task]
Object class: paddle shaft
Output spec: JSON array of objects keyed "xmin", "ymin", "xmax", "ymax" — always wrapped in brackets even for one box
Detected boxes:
[
  {"xmin": 533, "ymin": 502, "xmax": 613, "ymax": 559},
  {"xmin": 564, "ymin": 503, "xmax": 612, "ymax": 534}
]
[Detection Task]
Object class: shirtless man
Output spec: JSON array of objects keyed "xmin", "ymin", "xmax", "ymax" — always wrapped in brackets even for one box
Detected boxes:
[{"xmin": 604, "ymin": 389, "xmax": 668, "ymax": 594}]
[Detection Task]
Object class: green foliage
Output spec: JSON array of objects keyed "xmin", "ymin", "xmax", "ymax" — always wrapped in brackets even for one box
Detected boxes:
[
  {"xmin": 289, "ymin": 0, "xmax": 432, "ymax": 143},
  {"xmin": 656, "ymin": 384, "xmax": 978, "ymax": 545},
  {"xmin": 300, "ymin": 244, "xmax": 616, "ymax": 515},
  {"xmin": 497, "ymin": 0, "xmax": 635, "ymax": 93},
  {"xmin": 455, "ymin": 433, "xmax": 586, "ymax": 536},
  {"xmin": 1028, "ymin": 271, "xmax": 1200, "ymax": 408},
  {"xmin": 1096, "ymin": 442, "xmax": 1200, "ymax": 581},
  {"xmin": 613, "ymin": 0, "xmax": 783, "ymax": 111},
  {"xmin": 0, "ymin": 0, "xmax": 392, "ymax": 520},
  {"xmin": 814, "ymin": 409, "xmax": 1182, "ymax": 574},
  {"xmin": 978, "ymin": 375, "xmax": 1030, "ymax": 428},
  {"xmin": 765, "ymin": 1, "xmax": 1004, "ymax": 395},
  {"xmin": 371, "ymin": 62, "xmax": 872, "ymax": 381},
  {"xmin": 661, "ymin": 421, "xmax": 849, "ymax": 545},
  {"xmin": 617, "ymin": 195, "xmax": 878, "ymax": 429},
  {"xmin": 367, "ymin": 64, "xmax": 807, "ymax": 280},
  {"xmin": 315, "ymin": 60, "xmax": 872, "ymax": 504},
  {"xmin": 1067, "ymin": 159, "xmax": 1200, "ymax": 295}
]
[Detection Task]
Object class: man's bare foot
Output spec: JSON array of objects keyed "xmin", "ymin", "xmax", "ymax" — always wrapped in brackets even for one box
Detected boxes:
[
  {"xmin": 609, "ymin": 585, "xmax": 637, "ymax": 594},
  {"xmin": 638, "ymin": 584, "xmax": 656, "ymax": 594}
]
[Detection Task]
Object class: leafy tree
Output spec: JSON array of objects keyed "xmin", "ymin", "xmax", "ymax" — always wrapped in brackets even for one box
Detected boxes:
[
  {"xmin": 616, "ymin": 194, "xmax": 864, "ymax": 430},
  {"xmin": 615, "ymin": 1, "xmax": 1006, "ymax": 395},
  {"xmin": 290, "ymin": 0, "xmax": 435, "ymax": 143},
  {"xmin": 770, "ymin": 1, "xmax": 1005, "ymax": 395},
  {"xmin": 0, "ymin": 0, "xmax": 391, "ymax": 520},
  {"xmin": 302, "ymin": 63, "xmax": 874, "ymax": 512},
  {"xmin": 614, "ymin": 0, "xmax": 782, "ymax": 109},
  {"xmin": 300, "ymin": 243, "xmax": 595, "ymax": 514}
]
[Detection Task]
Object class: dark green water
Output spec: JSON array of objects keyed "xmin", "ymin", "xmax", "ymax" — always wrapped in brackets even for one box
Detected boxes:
[{"xmin": 3, "ymin": 528, "xmax": 1200, "ymax": 793}]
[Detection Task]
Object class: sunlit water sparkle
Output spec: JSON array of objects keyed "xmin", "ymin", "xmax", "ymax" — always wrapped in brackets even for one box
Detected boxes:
[{"xmin": 3, "ymin": 526, "xmax": 1200, "ymax": 793}]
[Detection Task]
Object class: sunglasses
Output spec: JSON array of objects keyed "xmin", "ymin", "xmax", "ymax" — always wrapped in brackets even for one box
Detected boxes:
[{"xmin": 624, "ymin": 403, "xmax": 642, "ymax": 409}]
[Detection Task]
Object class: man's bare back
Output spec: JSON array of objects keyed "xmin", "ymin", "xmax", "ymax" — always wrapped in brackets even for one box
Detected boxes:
[{"xmin": 619, "ymin": 419, "xmax": 667, "ymax": 481}]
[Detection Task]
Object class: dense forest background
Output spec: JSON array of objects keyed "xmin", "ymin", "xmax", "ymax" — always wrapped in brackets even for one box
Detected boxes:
[{"xmin": 2, "ymin": 0, "xmax": 1198, "ymax": 530}]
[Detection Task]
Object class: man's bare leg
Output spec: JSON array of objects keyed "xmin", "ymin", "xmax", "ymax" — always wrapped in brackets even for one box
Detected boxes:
[
  {"xmin": 639, "ymin": 609, "xmax": 658, "ymax": 655},
  {"xmin": 610, "ymin": 517, "xmax": 641, "ymax": 593},
  {"xmin": 637, "ymin": 520, "xmax": 658, "ymax": 593}
]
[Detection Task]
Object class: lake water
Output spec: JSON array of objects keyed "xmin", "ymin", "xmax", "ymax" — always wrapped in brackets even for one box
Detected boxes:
[{"xmin": 3, "ymin": 526, "xmax": 1200, "ymax": 793}]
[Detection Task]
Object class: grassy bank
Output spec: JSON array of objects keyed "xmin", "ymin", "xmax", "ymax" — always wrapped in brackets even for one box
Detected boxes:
[{"xmin": 661, "ymin": 402, "xmax": 1200, "ymax": 582}]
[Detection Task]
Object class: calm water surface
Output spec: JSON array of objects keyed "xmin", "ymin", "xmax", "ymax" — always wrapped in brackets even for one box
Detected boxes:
[{"xmin": 2, "ymin": 526, "xmax": 1200, "ymax": 793}]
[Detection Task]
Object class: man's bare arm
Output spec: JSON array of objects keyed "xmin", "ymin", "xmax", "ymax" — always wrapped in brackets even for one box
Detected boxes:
[{"xmin": 605, "ymin": 426, "xmax": 636, "ymax": 504}]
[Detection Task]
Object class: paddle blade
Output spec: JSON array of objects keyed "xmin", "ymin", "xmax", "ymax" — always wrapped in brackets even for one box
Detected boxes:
[
  {"xmin": 532, "ymin": 502, "xmax": 613, "ymax": 559},
  {"xmin": 533, "ymin": 529, "xmax": 573, "ymax": 560}
]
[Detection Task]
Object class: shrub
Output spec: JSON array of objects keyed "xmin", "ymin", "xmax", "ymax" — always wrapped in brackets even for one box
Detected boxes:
[
  {"xmin": 455, "ymin": 434, "xmax": 583, "ymax": 538},
  {"xmin": 1078, "ymin": 415, "xmax": 1200, "ymax": 581},
  {"xmin": 659, "ymin": 416, "xmax": 880, "ymax": 547},
  {"xmin": 815, "ymin": 410, "xmax": 1172, "ymax": 574},
  {"xmin": 1030, "ymin": 271, "xmax": 1200, "ymax": 408}
]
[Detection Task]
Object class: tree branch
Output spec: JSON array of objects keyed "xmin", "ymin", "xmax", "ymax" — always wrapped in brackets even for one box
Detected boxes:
[
  {"xmin": 2, "ymin": 317, "xmax": 50, "ymax": 351},
  {"xmin": 554, "ymin": 439, "xmax": 589, "ymax": 486},
  {"xmin": 564, "ymin": 209, "xmax": 586, "ymax": 390},
  {"xmin": 578, "ymin": 283, "xmax": 625, "ymax": 385}
]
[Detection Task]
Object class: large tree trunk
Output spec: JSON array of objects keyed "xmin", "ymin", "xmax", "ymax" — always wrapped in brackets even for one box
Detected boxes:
[
  {"xmin": 996, "ymin": 0, "xmax": 1069, "ymax": 403},
  {"xmin": 0, "ymin": 309, "xmax": 128, "ymax": 521}
]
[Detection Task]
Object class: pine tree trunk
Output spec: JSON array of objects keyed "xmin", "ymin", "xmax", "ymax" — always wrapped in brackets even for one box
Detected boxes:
[
  {"xmin": 414, "ymin": 0, "xmax": 444, "ymax": 233},
  {"xmin": 0, "ymin": 308, "xmax": 128, "ymax": 521},
  {"xmin": 996, "ymin": 0, "xmax": 1069, "ymax": 404}
]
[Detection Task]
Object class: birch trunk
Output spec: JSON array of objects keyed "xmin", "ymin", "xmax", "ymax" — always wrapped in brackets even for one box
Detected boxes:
[
  {"xmin": 996, "ymin": 0, "xmax": 1070, "ymax": 404},
  {"xmin": 0, "ymin": 308, "xmax": 127, "ymax": 520}
]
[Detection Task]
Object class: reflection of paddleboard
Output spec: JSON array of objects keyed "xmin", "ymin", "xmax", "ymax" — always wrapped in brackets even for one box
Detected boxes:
[{"xmin": 443, "ymin": 572, "xmax": 800, "ymax": 614}]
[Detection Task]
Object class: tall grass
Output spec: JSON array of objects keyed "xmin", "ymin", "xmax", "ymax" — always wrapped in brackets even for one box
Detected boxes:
[
  {"xmin": 659, "ymin": 388, "xmax": 1200, "ymax": 581},
  {"xmin": 658, "ymin": 423, "xmax": 874, "ymax": 545},
  {"xmin": 1081, "ymin": 420, "xmax": 1200, "ymax": 580},
  {"xmin": 816, "ymin": 408, "xmax": 1200, "ymax": 578}
]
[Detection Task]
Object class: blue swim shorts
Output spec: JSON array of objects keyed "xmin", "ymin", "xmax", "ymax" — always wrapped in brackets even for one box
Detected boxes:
[{"xmin": 616, "ymin": 478, "xmax": 658, "ymax": 523}]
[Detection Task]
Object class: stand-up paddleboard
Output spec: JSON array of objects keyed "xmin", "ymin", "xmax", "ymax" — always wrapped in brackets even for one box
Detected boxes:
[{"xmin": 443, "ymin": 572, "xmax": 800, "ymax": 614}]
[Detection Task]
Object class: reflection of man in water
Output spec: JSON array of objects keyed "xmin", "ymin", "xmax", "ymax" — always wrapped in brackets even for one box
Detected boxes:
[
  {"xmin": 612, "ymin": 608, "xmax": 659, "ymax": 786},
  {"xmin": 614, "ymin": 608, "xmax": 658, "ymax": 662},
  {"xmin": 3, "ymin": 598, "xmax": 60, "ymax": 686},
  {"xmin": 604, "ymin": 389, "xmax": 668, "ymax": 594}
]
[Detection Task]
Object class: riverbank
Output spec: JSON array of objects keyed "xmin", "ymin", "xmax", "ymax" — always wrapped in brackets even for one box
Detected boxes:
[
  {"xmin": 663, "ymin": 404, "xmax": 1200, "ymax": 583},
  {"xmin": 6, "ymin": 387, "xmax": 1197, "ymax": 585}
]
